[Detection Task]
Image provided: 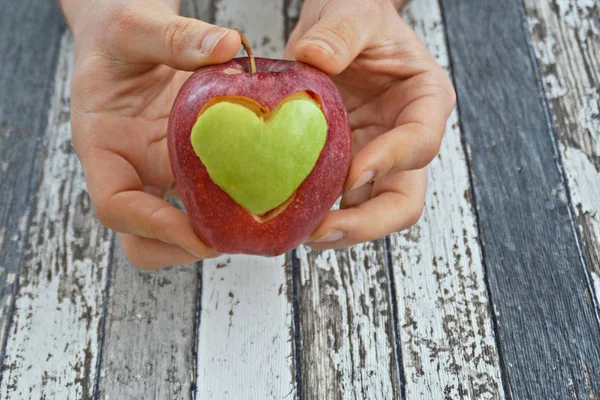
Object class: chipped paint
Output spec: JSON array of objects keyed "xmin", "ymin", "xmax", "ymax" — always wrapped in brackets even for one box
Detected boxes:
[
  {"xmin": 524, "ymin": 0, "xmax": 600, "ymax": 304},
  {"xmin": 296, "ymin": 242, "xmax": 400, "ymax": 399},
  {"xmin": 197, "ymin": 255, "xmax": 294, "ymax": 399},
  {"xmin": 0, "ymin": 32, "xmax": 111, "ymax": 399},
  {"xmin": 389, "ymin": 1, "xmax": 505, "ymax": 398},
  {"xmin": 99, "ymin": 246, "xmax": 199, "ymax": 400}
]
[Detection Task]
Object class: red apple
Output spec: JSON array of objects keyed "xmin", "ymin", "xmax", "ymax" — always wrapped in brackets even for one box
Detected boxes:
[{"xmin": 167, "ymin": 36, "xmax": 351, "ymax": 256}]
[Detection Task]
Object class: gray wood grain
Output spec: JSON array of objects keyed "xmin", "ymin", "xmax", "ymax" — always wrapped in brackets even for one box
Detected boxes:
[
  {"xmin": 283, "ymin": 0, "xmax": 303, "ymax": 40},
  {"xmin": 0, "ymin": 0, "xmax": 65, "ymax": 362},
  {"xmin": 180, "ymin": 0, "xmax": 212, "ymax": 20},
  {"xmin": 295, "ymin": 243, "xmax": 401, "ymax": 400},
  {"xmin": 523, "ymin": 0, "xmax": 600, "ymax": 313},
  {"xmin": 440, "ymin": 0, "xmax": 600, "ymax": 398},
  {"xmin": 283, "ymin": 1, "xmax": 397, "ymax": 398},
  {"xmin": 98, "ymin": 246, "xmax": 199, "ymax": 400},
  {"xmin": 390, "ymin": 1, "xmax": 505, "ymax": 398},
  {"xmin": 97, "ymin": 2, "xmax": 209, "ymax": 399},
  {"xmin": 0, "ymin": 32, "xmax": 112, "ymax": 400}
]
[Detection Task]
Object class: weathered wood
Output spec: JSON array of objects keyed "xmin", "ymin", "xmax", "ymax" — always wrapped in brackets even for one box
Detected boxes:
[
  {"xmin": 0, "ymin": 0, "xmax": 65, "ymax": 362},
  {"xmin": 196, "ymin": 256, "xmax": 295, "ymax": 399},
  {"xmin": 283, "ymin": 0, "xmax": 303, "ymax": 40},
  {"xmin": 523, "ymin": 0, "xmax": 600, "ymax": 314},
  {"xmin": 0, "ymin": 33, "xmax": 112, "ymax": 399},
  {"xmin": 386, "ymin": 1, "xmax": 507, "ymax": 398},
  {"xmin": 194, "ymin": 2, "xmax": 295, "ymax": 399},
  {"xmin": 98, "ymin": 247, "xmax": 199, "ymax": 400},
  {"xmin": 287, "ymin": 0, "xmax": 398, "ymax": 397},
  {"xmin": 180, "ymin": 0, "xmax": 211, "ymax": 20},
  {"xmin": 96, "ymin": 2, "xmax": 208, "ymax": 399},
  {"xmin": 295, "ymin": 242, "xmax": 400, "ymax": 399},
  {"xmin": 440, "ymin": 0, "xmax": 600, "ymax": 397}
]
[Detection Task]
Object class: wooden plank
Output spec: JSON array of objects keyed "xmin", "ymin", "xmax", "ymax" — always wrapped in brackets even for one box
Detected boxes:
[
  {"xmin": 0, "ymin": 0, "xmax": 65, "ymax": 362},
  {"xmin": 440, "ymin": 0, "xmax": 600, "ymax": 397},
  {"xmin": 291, "ymin": 0, "xmax": 399, "ymax": 388},
  {"xmin": 283, "ymin": 0, "xmax": 303, "ymax": 40},
  {"xmin": 194, "ymin": 1, "xmax": 296, "ymax": 399},
  {"xmin": 197, "ymin": 256, "xmax": 295, "ymax": 399},
  {"xmin": 0, "ymin": 32, "xmax": 112, "ymax": 399},
  {"xmin": 295, "ymin": 242, "xmax": 400, "ymax": 399},
  {"xmin": 98, "ymin": 2, "xmax": 207, "ymax": 399},
  {"xmin": 98, "ymin": 248, "xmax": 199, "ymax": 400},
  {"xmin": 387, "ymin": 1, "xmax": 506, "ymax": 398},
  {"xmin": 287, "ymin": 1, "xmax": 398, "ymax": 396},
  {"xmin": 180, "ymin": 0, "xmax": 212, "ymax": 20},
  {"xmin": 523, "ymin": 0, "xmax": 600, "ymax": 313}
]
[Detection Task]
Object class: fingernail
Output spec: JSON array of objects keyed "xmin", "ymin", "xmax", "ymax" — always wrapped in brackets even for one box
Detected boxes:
[
  {"xmin": 314, "ymin": 230, "xmax": 344, "ymax": 243},
  {"xmin": 305, "ymin": 39, "xmax": 334, "ymax": 55},
  {"xmin": 184, "ymin": 247, "xmax": 204, "ymax": 258},
  {"xmin": 200, "ymin": 30, "xmax": 229, "ymax": 55},
  {"xmin": 351, "ymin": 170, "xmax": 375, "ymax": 190}
]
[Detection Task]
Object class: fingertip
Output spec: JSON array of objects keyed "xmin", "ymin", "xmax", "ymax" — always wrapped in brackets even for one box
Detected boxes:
[
  {"xmin": 294, "ymin": 40, "xmax": 346, "ymax": 76},
  {"xmin": 207, "ymin": 29, "xmax": 242, "ymax": 63}
]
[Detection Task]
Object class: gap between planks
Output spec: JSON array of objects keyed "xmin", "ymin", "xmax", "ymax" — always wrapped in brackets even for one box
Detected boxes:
[
  {"xmin": 523, "ymin": 0, "xmax": 600, "ymax": 322},
  {"xmin": 0, "ymin": 32, "xmax": 112, "ymax": 400},
  {"xmin": 388, "ymin": 1, "xmax": 506, "ymax": 398}
]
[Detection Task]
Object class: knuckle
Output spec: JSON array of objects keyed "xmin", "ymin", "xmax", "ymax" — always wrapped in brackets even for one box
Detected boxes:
[
  {"xmin": 384, "ymin": 143, "xmax": 400, "ymax": 174},
  {"xmin": 319, "ymin": 15, "xmax": 357, "ymax": 51},
  {"xmin": 94, "ymin": 202, "xmax": 113, "ymax": 229},
  {"xmin": 406, "ymin": 203, "xmax": 425, "ymax": 229},
  {"xmin": 163, "ymin": 18, "xmax": 195, "ymax": 54},
  {"xmin": 425, "ymin": 70, "xmax": 457, "ymax": 107},
  {"xmin": 438, "ymin": 73, "xmax": 457, "ymax": 106},
  {"xmin": 422, "ymin": 125, "xmax": 442, "ymax": 162},
  {"xmin": 123, "ymin": 241, "xmax": 152, "ymax": 271}
]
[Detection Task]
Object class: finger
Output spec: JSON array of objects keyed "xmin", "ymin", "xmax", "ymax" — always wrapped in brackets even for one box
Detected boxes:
[
  {"xmin": 293, "ymin": 1, "xmax": 383, "ymax": 75},
  {"xmin": 82, "ymin": 148, "xmax": 217, "ymax": 259},
  {"xmin": 339, "ymin": 183, "xmax": 372, "ymax": 209},
  {"xmin": 346, "ymin": 71, "xmax": 455, "ymax": 190},
  {"xmin": 106, "ymin": 2, "xmax": 241, "ymax": 70},
  {"xmin": 309, "ymin": 168, "xmax": 428, "ymax": 249},
  {"xmin": 284, "ymin": 23, "xmax": 304, "ymax": 60},
  {"xmin": 118, "ymin": 233, "xmax": 201, "ymax": 270}
]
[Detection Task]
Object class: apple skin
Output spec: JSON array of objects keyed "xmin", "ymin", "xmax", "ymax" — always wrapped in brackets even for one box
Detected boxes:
[{"xmin": 168, "ymin": 57, "xmax": 351, "ymax": 256}]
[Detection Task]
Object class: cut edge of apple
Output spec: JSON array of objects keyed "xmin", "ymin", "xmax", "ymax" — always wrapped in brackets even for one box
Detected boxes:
[
  {"xmin": 195, "ymin": 90, "xmax": 326, "ymax": 224},
  {"xmin": 196, "ymin": 90, "xmax": 323, "ymax": 122}
]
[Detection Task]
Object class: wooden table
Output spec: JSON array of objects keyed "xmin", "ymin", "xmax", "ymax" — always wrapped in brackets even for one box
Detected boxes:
[{"xmin": 0, "ymin": 0, "xmax": 599, "ymax": 399}]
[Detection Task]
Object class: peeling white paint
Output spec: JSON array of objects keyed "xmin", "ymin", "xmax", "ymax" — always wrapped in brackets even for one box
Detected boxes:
[
  {"xmin": 390, "ymin": 1, "xmax": 506, "ymax": 398},
  {"xmin": 0, "ymin": 32, "xmax": 111, "ymax": 400},
  {"xmin": 523, "ymin": 0, "xmax": 600, "ymax": 301}
]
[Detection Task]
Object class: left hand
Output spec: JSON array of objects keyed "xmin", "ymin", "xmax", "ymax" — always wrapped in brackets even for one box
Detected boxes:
[{"xmin": 285, "ymin": 0, "xmax": 456, "ymax": 249}]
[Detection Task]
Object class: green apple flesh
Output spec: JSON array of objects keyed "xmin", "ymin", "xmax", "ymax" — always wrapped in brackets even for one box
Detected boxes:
[{"xmin": 191, "ymin": 94, "xmax": 327, "ymax": 216}]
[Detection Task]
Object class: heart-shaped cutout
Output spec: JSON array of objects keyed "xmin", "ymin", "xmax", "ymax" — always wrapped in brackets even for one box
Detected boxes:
[{"xmin": 190, "ymin": 94, "xmax": 327, "ymax": 215}]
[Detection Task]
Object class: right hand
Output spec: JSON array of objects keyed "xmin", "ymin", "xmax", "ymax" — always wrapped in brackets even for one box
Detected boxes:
[{"xmin": 66, "ymin": 0, "xmax": 241, "ymax": 269}]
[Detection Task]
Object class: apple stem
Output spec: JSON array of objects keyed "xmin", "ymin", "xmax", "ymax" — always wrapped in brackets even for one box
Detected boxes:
[{"xmin": 234, "ymin": 28, "xmax": 257, "ymax": 74}]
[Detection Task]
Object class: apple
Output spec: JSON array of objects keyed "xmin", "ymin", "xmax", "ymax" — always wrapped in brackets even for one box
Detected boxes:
[{"xmin": 167, "ymin": 31, "xmax": 351, "ymax": 256}]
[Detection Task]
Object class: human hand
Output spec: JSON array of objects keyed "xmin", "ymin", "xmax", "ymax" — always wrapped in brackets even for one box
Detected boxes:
[
  {"xmin": 285, "ymin": 0, "xmax": 456, "ymax": 249},
  {"xmin": 64, "ymin": 0, "xmax": 241, "ymax": 269}
]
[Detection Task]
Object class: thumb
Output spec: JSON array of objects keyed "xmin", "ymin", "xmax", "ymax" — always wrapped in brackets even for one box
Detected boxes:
[
  {"xmin": 108, "ymin": 5, "xmax": 241, "ymax": 71},
  {"xmin": 293, "ymin": 10, "xmax": 372, "ymax": 75}
]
